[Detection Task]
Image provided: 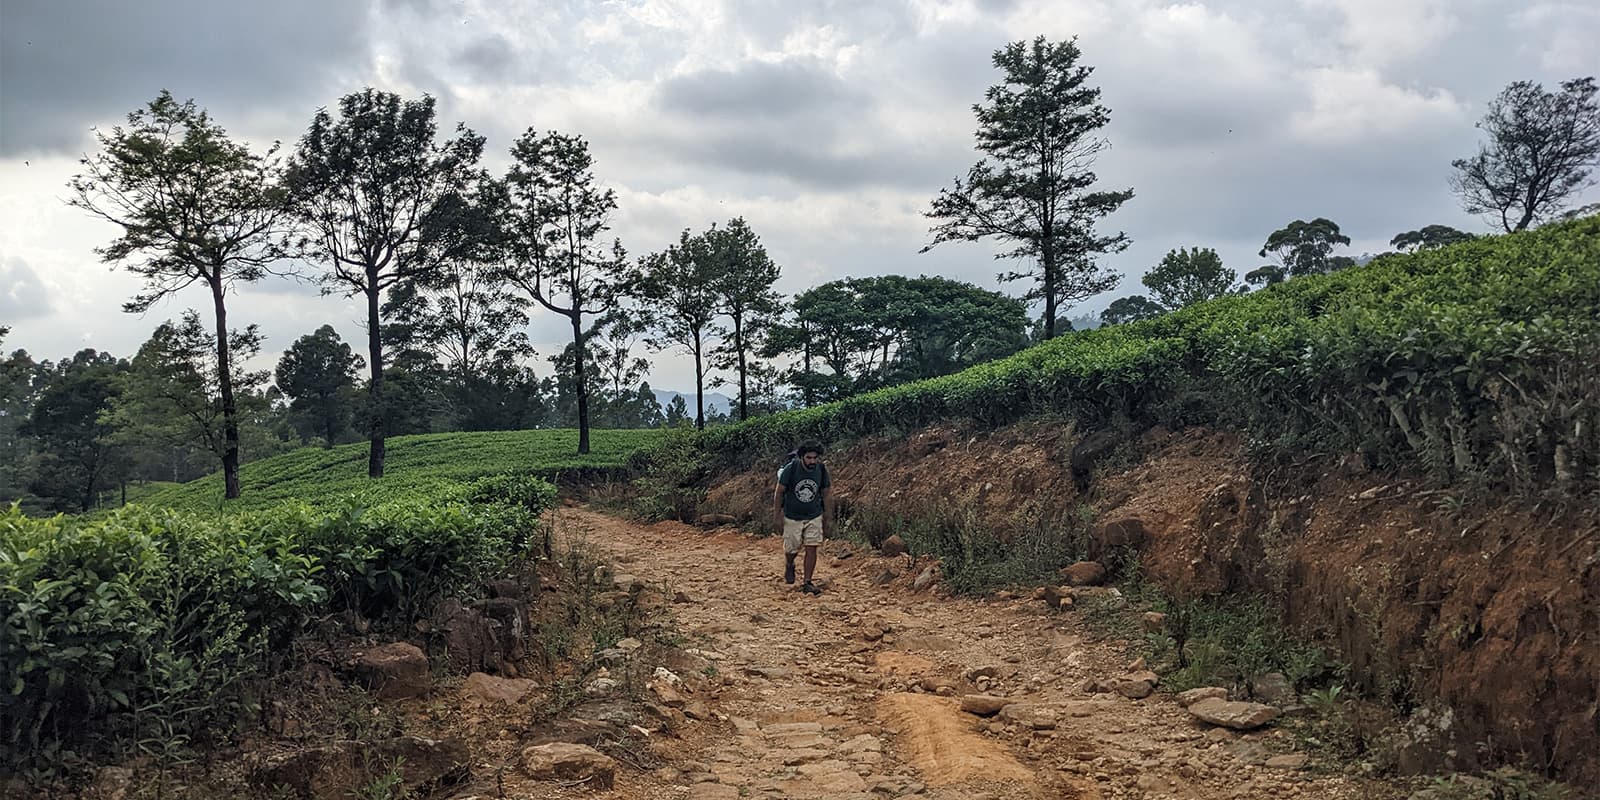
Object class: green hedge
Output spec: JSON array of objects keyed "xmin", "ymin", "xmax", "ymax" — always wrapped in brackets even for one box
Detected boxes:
[
  {"xmin": 0, "ymin": 471, "xmax": 557, "ymax": 763},
  {"xmin": 680, "ymin": 217, "xmax": 1600, "ymax": 495}
]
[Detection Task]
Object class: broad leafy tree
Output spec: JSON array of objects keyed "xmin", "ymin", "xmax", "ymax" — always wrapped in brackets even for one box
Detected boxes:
[
  {"xmin": 638, "ymin": 229, "xmax": 722, "ymax": 429},
  {"xmin": 111, "ymin": 313, "xmax": 275, "ymax": 481},
  {"xmin": 707, "ymin": 218, "xmax": 783, "ymax": 421},
  {"xmin": 500, "ymin": 130, "xmax": 631, "ymax": 453},
  {"xmin": 772, "ymin": 275, "xmax": 1027, "ymax": 401},
  {"xmin": 275, "ymin": 325, "xmax": 364, "ymax": 447},
  {"xmin": 286, "ymin": 89, "xmax": 487, "ymax": 477},
  {"xmin": 1100, "ymin": 295, "xmax": 1164, "ymax": 325},
  {"xmin": 1451, "ymin": 77, "xmax": 1600, "ymax": 232},
  {"xmin": 68, "ymin": 92, "xmax": 288, "ymax": 498},
  {"xmin": 1142, "ymin": 247, "xmax": 1236, "ymax": 310},
  {"xmin": 924, "ymin": 36, "xmax": 1133, "ymax": 339},
  {"xmin": 24, "ymin": 350, "xmax": 130, "ymax": 512},
  {"xmin": 1258, "ymin": 218, "xmax": 1352, "ymax": 280},
  {"xmin": 1390, "ymin": 225, "xmax": 1477, "ymax": 252}
]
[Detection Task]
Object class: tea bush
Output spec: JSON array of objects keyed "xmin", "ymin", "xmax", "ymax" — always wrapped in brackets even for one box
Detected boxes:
[
  {"xmin": 665, "ymin": 217, "xmax": 1600, "ymax": 498},
  {"xmin": 0, "ymin": 469, "xmax": 558, "ymax": 766}
]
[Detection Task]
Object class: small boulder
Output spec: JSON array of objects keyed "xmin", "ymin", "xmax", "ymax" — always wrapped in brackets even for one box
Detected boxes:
[
  {"xmin": 1059, "ymin": 561, "xmax": 1107, "ymax": 587},
  {"xmin": 353, "ymin": 643, "xmax": 430, "ymax": 700},
  {"xmin": 1265, "ymin": 754, "xmax": 1308, "ymax": 770},
  {"xmin": 1251, "ymin": 672, "xmax": 1295, "ymax": 705},
  {"xmin": 1141, "ymin": 612, "xmax": 1167, "ymax": 633},
  {"xmin": 912, "ymin": 565, "xmax": 938, "ymax": 592},
  {"xmin": 1186, "ymin": 697, "xmax": 1280, "ymax": 730},
  {"xmin": 521, "ymin": 742, "xmax": 618, "ymax": 789},
  {"xmin": 1176, "ymin": 687, "xmax": 1229, "ymax": 707},
  {"xmin": 462, "ymin": 672, "xmax": 536, "ymax": 706},
  {"xmin": 880, "ymin": 535, "xmax": 908, "ymax": 557},
  {"xmin": 612, "ymin": 574, "xmax": 644, "ymax": 592},
  {"xmin": 697, "ymin": 513, "xmax": 736, "ymax": 527},
  {"xmin": 999, "ymin": 702, "xmax": 1058, "ymax": 730},
  {"xmin": 960, "ymin": 695, "xmax": 1010, "ymax": 717},
  {"xmin": 1107, "ymin": 670, "xmax": 1160, "ymax": 699}
]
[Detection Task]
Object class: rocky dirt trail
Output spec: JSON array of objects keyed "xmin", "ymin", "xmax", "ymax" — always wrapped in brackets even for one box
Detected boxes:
[{"xmin": 537, "ymin": 507, "xmax": 1407, "ymax": 800}]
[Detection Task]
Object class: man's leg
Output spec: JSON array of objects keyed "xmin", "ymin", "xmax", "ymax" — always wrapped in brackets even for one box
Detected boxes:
[
  {"xmin": 782, "ymin": 518, "xmax": 799, "ymax": 584},
  {"xmin": 802, "ymin": 544, "xmax": 818, "ymax": 585}
]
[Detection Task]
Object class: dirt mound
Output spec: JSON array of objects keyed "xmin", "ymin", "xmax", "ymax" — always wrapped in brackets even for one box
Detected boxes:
[{"xmin": 876, "ymin": 693, "xmax": 1036, "ymax": 787}]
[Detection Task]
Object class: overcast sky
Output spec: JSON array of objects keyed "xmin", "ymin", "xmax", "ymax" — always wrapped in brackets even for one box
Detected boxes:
[{"xmin": 2, "ymin": 0, "xmax": 1597, "ymax": 393}]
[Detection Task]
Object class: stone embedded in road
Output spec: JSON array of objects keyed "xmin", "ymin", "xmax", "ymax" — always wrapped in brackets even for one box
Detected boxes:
[
  {"xmin": 1186, "ymin": 697, "xmax": 1281, "ymax": 730},
  {"xmin": 960, "ymin": 694, "xmax": 1011, "ymax": 716}
]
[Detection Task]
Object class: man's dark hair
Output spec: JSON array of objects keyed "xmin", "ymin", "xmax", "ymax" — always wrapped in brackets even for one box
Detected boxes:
[{"xmin": 798, "ymin": 441, "xmax": 825, "ymax": 457}]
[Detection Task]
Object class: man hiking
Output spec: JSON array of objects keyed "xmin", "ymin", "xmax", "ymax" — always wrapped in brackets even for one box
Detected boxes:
[{"xmin": 776, "ymin": 441, "xmax": 831, "ymax": 595}]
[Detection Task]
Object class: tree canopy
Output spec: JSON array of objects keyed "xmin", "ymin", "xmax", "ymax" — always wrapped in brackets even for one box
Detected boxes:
[
  {"xmin": 1451, "ymin": 77, "xmax": 1600, "ymax": 232},
  {"xmin": 924, "ymin": 36, "xmax": 1132, "ymax": 340}
]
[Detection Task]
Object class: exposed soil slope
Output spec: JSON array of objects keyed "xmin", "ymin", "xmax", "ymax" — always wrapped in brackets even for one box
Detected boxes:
[{"xmin": 699, "ymin": 422, "xmax": 1599, "ymax": 786}]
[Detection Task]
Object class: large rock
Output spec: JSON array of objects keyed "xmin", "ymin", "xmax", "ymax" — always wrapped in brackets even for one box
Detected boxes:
[
  {"xmin": 250, "ymin": 736, "xmax": 470, "ymax": 799},
  {"xmin": 432, "ymin": 598, "xmax": 499, "ymax": 673},
  {"xmin": 1186, "ymin": 697, "xmax": 1280, "ymax": 730},
  {"xmin": 352, "ymin": 643, "xmax": 430, "ymax": 700},
  {"xmin": 697, "ymin": 513, "xmax": 736, "ymax": 527},
  {"xmin": 1090, "ymin": 516, "xmax": 1149, "ymax": 553},
  {"xmin": 999, "ymin": 702, "xmax": 1058, "ymax": 730},
  {"xmin": 1059, "ymin": 561, "xmax": 1108, "ymax": 587},
  {"xmin": 959, "ymin": 695, "xmax": 1010, "ymax": 716},
  {"xmin": 462, "ymin": 672, "xmax": 536, "ymax": 706},
  {"xmin": 1101, "ymin": 670, "xmax": 1159, "ymax": 699},
  {"xmin": 521, "ymin": 742, "xmax": 618, "ymax": 789},
  {"xmin": 912, "ymin": 566, "xmax": 938, "ymax": 592},
  {"xmin": 880, "ymin": 534, "xmax": 908, "ymax": 557}
]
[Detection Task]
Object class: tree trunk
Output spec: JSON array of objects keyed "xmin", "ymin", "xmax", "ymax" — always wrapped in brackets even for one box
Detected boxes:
[
  {"xmin": 801, "ymin": 321, "xmax": 813, "ymax": 408},
  {"xmin": 572, "ymin": 313, "xmax": 590, "ymax": 454},
  {"xmin": 693, "ymin": 333, "xmax": 705, "ymax": 431},
  {"xmin": 366, "ymin": 283, "xmax": 386, "ymax": 478},
  {"xmin": 1042, "ymin": 250, "xmax": 1058, "ymax": 340},
  {"xmin": 733, "ymin": 315, "xmax": 748, "ymax": 421},
  {"xmin": 211, "ymin": 277, "xmax": 242, "ymax": 499}
]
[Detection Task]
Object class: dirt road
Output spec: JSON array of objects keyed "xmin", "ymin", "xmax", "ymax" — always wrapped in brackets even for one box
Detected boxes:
[{"xmin": 543, "ymin": 508, "xmax": 1404, "ymax": 800}]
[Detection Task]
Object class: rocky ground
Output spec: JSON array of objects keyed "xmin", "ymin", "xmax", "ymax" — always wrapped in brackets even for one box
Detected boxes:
[{"xmin": 495, "ymin": 507, "xmax": 1413, "ymax": 800}]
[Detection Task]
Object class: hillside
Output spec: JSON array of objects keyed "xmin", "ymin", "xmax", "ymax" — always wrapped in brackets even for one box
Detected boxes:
[
  {"xmin": 140, "ymin": 427, "xmax": 661, "ymax": 512},
  {"xmin": 664, "ymin": 217, "xmax": 1600, "ymax": 788}
]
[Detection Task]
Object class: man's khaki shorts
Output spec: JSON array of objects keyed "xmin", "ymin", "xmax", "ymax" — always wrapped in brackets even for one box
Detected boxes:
[{"xmin": 783, "ymin": 516, "xmax": 824, "ymax": 554}]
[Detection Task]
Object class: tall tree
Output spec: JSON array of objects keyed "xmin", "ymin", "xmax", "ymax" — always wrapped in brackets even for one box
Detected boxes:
[
  {"xmin": 923, "ymin": 36, "xmax": 1133, "ymax": 339},
  {"xmin": 68, "ymin": 92, "xmax": 287, "ymax": 499},
  {"xmin": 1389, "ymin": 225, "xmax": 1477, "ymax": 252},
  {"xmin": 706, "ymin": 218, "xmax": 782, "ymax": 422},
  {"xmin": 24, "ymin": 351, "xmax": 129, "ymax": 512},
  {"xmin": 1142, "ymin": 247, "xmax": 1236, "ymax": 310},
  {"xmin": 638, "ymin": 229, "xmax": 723, "ymax": 430},
  {"xmin": 1258, "ymin": 218, "xmax": 1352, "ymax": 280},
  {"xmin": 1100, "ymin": 295, "xmax": 1164, "ymax": 325},
  {"xmin": 285, "ymin": 88, "xmax": 487, "ymax": 478},
  {"xmin": 1451, "ymin": 77, "xmax": 1600, "ymax": 232},
  {"xmin": 275, "ymin": 325, "xmax": 364, "ymax": 447},
  {"xmin": 500, "ymin": 130, "xmax": 631, "ymax": 454}
]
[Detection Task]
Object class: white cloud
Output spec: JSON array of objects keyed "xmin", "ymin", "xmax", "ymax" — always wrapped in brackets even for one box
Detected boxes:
[
  {"xmin": 1290, "ymin": 67, "xmax": 1464, "ymax": 143},
  {"xmin": 1510, "ymin": 3, "xmax": 1600, "ymax": 72},
  {"xmin": 1301, "ymin": 0, "xmax": 1462, "ymax": 64}
]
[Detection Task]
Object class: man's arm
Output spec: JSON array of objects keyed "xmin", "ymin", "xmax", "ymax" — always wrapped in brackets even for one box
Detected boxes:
[{"xmin": 774, "ymin": 466, "xmax": 787, "ymax": 527}]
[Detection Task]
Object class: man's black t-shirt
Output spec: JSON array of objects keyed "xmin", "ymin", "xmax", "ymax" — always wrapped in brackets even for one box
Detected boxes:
[{"xmin": 779, "ymin": 461, "xmax": 830, "ymax": 521}]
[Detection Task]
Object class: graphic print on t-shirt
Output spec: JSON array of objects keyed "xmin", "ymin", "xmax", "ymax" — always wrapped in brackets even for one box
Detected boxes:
[{"xmin": 794, "ymin": 478, "xmax": 819, "ymax": 503}]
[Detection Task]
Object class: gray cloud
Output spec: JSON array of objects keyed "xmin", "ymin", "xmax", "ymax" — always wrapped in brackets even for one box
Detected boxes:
[
  {"xmin": 0, "ymin": 0, "xmax": 372, "ymax": 156},
  {"xmin": 0, "ymin": 256, "xmax": 52, "ymax": 320},
  {"xmin": 657, "ymin": 59, "xmax": 871, "ymax": 121}
]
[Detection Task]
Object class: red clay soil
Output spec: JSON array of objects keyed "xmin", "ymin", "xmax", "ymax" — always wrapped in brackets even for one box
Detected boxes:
[{"xmin": 699, "ymin": 422, "xmax": 1600, "ymax": 786}]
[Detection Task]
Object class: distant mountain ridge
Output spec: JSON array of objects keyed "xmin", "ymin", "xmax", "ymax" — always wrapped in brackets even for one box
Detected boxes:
[{"xmin": 652, "ymin": 389, "xmax": 733, "ymax": 416}]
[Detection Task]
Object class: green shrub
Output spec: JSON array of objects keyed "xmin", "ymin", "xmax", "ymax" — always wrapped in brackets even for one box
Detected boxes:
[
  {"xmin": 0, "ymin": 470, "xmax": 559, "ymax": 767},
  {"xmin": 654, "ymin": 217, "xmax": 1600, "ymax": 499}
]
